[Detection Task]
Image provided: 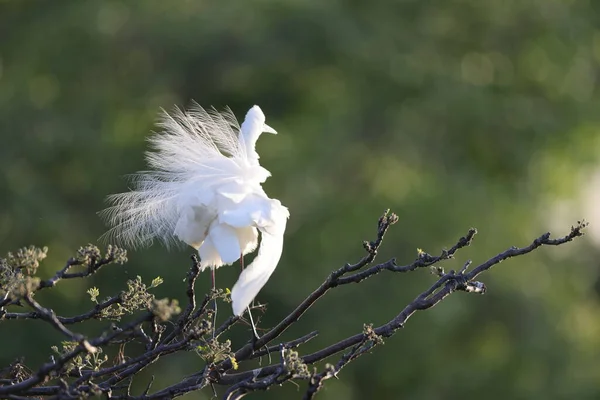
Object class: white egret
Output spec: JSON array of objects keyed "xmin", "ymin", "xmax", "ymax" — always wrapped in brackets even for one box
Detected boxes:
[{"xmin": 100, "ymin": 103, "xmax": 289, "ymax": 325}]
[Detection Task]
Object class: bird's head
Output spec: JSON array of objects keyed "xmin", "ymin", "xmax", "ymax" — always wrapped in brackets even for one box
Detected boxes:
[
  {"xmin": 239, "ymin": 105, "xmax": 277, "ymax": 162},
  {"xmin": 241, "ymin": 105, "xmax": 277, "ymax": 138}
]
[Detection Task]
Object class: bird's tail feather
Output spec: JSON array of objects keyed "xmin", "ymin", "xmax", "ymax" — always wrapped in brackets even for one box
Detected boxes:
[{"xmin": 231, "ymin": 226, "xmax": 286, "ymax": 316}]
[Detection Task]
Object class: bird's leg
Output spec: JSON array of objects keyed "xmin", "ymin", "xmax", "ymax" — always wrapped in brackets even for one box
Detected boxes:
[
  {"xmin": 240, "ymin": 253, "xmax": 260, "ymax": 341},
  {"xmin": 240, "ymin": 254, "xmax": 256, "ymax": 309},
  {"xmin": 247, "ymin": 306, "xmax": 260, "ymax": 341},
  {"xmin": 211, "ymin": 267, "xmax": 217, "ymax": 339}
]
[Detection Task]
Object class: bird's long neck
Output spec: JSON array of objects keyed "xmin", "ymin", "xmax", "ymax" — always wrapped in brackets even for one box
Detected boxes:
[{"xmin": 239, "ymin": 120, "xmax": 262, "ymax": 164}]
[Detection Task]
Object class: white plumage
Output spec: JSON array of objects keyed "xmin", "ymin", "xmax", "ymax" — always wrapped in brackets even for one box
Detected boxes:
[{"xmin": 100, "ymin": 104, "xmax": 289, "ymax": 316}]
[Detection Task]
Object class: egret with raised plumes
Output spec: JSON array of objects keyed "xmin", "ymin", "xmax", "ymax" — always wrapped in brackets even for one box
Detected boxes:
[{"xmin": 101, "ymin": 104, "xmax": 289, "ymax": 332}]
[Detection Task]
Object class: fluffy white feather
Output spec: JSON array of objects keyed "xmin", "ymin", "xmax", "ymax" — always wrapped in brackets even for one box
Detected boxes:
[{"xmin": 100, "ymin": 103, "xmax": 288, "ymax": 315}]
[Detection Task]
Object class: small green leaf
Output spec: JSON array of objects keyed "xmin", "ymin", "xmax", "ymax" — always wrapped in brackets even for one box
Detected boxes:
[
  {"xmin": 87, "ymin": 287, "xmax": 100, "ymax": 303},
  {"xmin": 150, "ymin": 276, "xmax": 164, "ymax": 288}
]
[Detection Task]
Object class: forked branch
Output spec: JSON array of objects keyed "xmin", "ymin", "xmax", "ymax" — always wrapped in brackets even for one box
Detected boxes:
[{"xmin": 0, "ymin": 211, "xmax": 588, "ymax": 399}]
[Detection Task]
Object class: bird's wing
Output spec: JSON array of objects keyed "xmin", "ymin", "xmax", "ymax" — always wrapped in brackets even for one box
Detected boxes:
[
  {"xmin": 173, "ymin": 203, "xmax": 216, "ymax": 249},
  {"xmin": 207, "ymin": 223, "xmax": 242, "ymax": 265},
  {"xmin": 230, "ymin": 200, "xmax": 289, "ymax": 316}
]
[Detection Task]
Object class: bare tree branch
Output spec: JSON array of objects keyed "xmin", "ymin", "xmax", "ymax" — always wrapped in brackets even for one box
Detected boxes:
[{"xmin": 0, "ymin": 212, "xmax": 588, "ymax": 399}]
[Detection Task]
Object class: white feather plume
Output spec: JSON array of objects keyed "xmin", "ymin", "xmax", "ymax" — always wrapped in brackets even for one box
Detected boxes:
[
  {"xmin": 100, "ymin": 103, "xmax": 288, "ymax": 316},
  {"xmin": 230, "ymin": 199, "xmax": 289, "ymax": 316}
]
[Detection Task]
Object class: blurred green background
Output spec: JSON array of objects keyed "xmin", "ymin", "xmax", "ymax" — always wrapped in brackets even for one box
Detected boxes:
[{"xmin": 1, "ymin": 1, "xmax": 600, "ymax": 399}]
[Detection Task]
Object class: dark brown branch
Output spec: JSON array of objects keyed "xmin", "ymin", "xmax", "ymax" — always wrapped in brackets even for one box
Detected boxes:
[
  {"xmin": 160, "ymin": 254, "xmax": 203, "ymax": 345},
  {"xmin": 2, "ymin": 296, "xmax": 122, "ymax": 324},
  {"xmin": 465, "ymin": 222, "xmax": 587, "ymax": 281},
  {"xmin": 209, "ymin": 221, "xmax": 587, "ymax": 396},
  {"xmin": 0, "ymin": 213, "xmax": 587, "ymax": 400},
  {"xmin": 228, "ymin": 211, "xmax": 400, "ymax": 366},
  {"xmin": 38, "ymin": 253, "xmax": 117, "ymax": 290},
  {"xmin": 21, "ymin": 293, "xmax": 86, "ymax": 343},
  {"xmin": 336, "ymin": 228, "xmax": 477, "ymax": 285}
]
